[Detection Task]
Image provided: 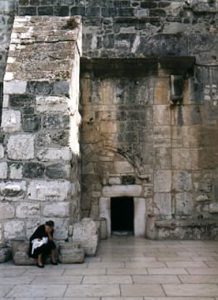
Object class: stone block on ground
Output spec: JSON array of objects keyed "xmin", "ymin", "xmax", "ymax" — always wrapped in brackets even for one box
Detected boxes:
[
  {"xmin": 0, "ymin": 245, "xmax": 11, "ymax": 263},
  {"xmin": 11, "ymin": 241, "xmax": 35, "ymax": 265},
  {"xmin": 73, "ymin": 218, "xmax": 99, "ymax": 256},
  {"xmin": 59, "ymin": 242, "xmax": 85, "ymax": 264}
]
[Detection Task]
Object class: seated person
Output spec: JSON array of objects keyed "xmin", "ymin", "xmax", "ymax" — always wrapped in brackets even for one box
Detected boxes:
[{"xmin": 29, "ymin": 220, "xmax": 58, "ymax": 268}]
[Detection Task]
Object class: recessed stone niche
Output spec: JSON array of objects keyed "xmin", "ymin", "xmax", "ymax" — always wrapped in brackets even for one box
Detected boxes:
[{"xmin": 99, "ymin": 193, "xmax": 146, "ymax": 237}]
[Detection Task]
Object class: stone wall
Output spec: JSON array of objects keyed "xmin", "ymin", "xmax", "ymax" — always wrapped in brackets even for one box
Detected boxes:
[
  {"xmin": 0, "ymin": 0, "xmax": 16, "ymax": 82},
  {"xmin": 15, "ymin": 0, "xmax": 217, "ymax": 62},
  {"xmin": 0, "ymin": 16, "xmax": 82, "ymax": 243},
  {"xmin": 0, "ymin": 0, "xmax": 217, "ymax": 240},
  {"xmin": 80, "ymin": 56, "xmax": 218, "ymax": 239}
]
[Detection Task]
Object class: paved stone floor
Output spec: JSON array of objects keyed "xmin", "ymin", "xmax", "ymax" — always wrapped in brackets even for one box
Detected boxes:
[{"xmin": 1, "ymin": 237, "xmax": 218, "ymax": 299}]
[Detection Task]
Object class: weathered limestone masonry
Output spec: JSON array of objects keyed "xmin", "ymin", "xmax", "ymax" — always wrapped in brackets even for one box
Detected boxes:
[
  {"xmin": 0, "ymin": 0, "xmax": 218, "ymax": 240},
  {"xmin": 0, "ymin": 1, "xmax": 17, "ymax": 121},
  {"xmin": 0, "ymin": 15, "xmax": 82, "ymax": 244}
]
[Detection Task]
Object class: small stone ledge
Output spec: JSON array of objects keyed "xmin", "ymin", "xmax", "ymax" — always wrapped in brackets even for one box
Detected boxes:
[
  {"xmin": 59, "ymin": 242, "xmax": 85, "ymax": 264},
  {"xmin": 0, "ymin": 244, "xmax": 11, "ymax": 263},
  {"xmin": 11, "ymin": 241, "xmax": 35, "ymax": 265},
  {"xmin": 154, "ymin": 218, "xmax": 218, "ymax": 240},
  {"xmin": 155, "ymin": 219, "xmax": 218, "ymax": 228}
]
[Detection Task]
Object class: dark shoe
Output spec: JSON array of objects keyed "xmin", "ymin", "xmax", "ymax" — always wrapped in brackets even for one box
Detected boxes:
[
  {"xmin": 36, "ymin": 263, "xmax": 44, "ymax": 268},
  {"xmin": 51, "ymin": 261, "xmax": 58, "ymax": 265}
]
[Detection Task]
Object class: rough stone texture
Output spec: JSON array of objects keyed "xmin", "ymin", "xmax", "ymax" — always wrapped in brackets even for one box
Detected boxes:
[
  {"xmin": 0, "ymin": 16, "xmax": 82, "ymax": 243},
  {"xmin": 7, "ymin": 134, "xmax": 35, "ymax": 160},
  {"xmin": 11, "ymin": 241, "xmax": 35, "ymax": 265},
  {"xmin": 0, "ymin": 162, "xmax": 8, "ymax": 179},
  {"xmin": 0, "ymin": 244, "xmax": 11, "ymax": 263},
  {"xmin": 42, "ymin": 202, "xmax": 70, "ymax": 218},
  {"xmin": 1, "ymin": 109, "xmax": 21, "ymax": 132},
  {"xmin": 27, "ymin": 180, "xmax": 72, "ymax": 201},
  {"xmin": 0, "ymin": 1, "xmax": 218, "ymax": 241},
  {"xmin": 4, "ymin": 220, "xmax": 25, "ymax": 240},
  {"xmin": 59, "ymin": 242, "xmax": 85, "ymax": 264},
  {"xmin": 73, "ymin": 218, "xmax": 98, "ymax": 256}
]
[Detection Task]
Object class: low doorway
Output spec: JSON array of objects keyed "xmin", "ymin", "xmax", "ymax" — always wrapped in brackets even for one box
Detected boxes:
[{"xmin": 111, "ymin": 197, "xmax": 134, "ymax": 235}]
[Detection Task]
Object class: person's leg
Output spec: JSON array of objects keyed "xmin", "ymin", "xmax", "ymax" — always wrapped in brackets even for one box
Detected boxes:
[
  {"xmin": 42, "ymin": 240, "xmax": 58, "ymax": 264},
  {"xmin": 49, "ymin": 241, "xmax": 58, "ymax": 264},
  {"xmin": 37, "ymin": 253, "xmax": 44, "ymax": 268},
  {"xmin": 51, "ymin": 249, "xmax": 58, "ymax": 264}
]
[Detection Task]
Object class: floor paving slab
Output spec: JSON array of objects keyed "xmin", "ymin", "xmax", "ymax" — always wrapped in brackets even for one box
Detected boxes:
[
  {"xmin": 143, "ymin": 298, "xmax": 216, "ymax": 300},
  {"xmin": 47, "ymin": 298, "xmax": 100, "ymax": 300},
  {"xmin": 63, "ymin": 268, "xmax": 107, "ymax": 275},
  {"xmin": 132, "ymin": 275, "xmax": 180, "ymax": 284},
  {"xmin": 1, "ymin": 237, "xmax": 218, "ymax": 300},
  {"xmin": 87, "ymin": 262, "xmax": 125, "ymax": 269},
  {"xmin": 147, "ymin": 268, "xmax": 188, "ymax": 274},
  {"xmin": 125, "ymin": 262, "xmax": 166, "ymax": 268},
  {"xmin": 82, "ymin": 275, "xmax": 132, "ymax": 284},
  {"xmin": 0, "ymin": 285, "xmax": 14, "ymax": 297},
  {"xmin": 0, "ymin": 269, "xmax": 26, "ymax": 277},
  {"xmin": 166, "ymin": 261, "xmax": 207, "ymax": 268},
  {"xmin": 120, "ymin": 284, "xmax": 165, "ymax": 297},
  {"xmin": 107, "ymin": 268, "xmax": 148, "ymax": 275},
  {"xmin": 65, "ymin": 284, "xmax": 120, "ymax": 297},
  {"xmin": 103, "ymin": 298, "xmax": 143, "ymax": 300},
  {"xmin": 179, "ymin": 275, "xmax": 218, "ymax": 283},
  {"xmin": 187, "ymin": 268, "xmax": 218, "ymax": 275},
  {"xmin": 7, "ymin": 285, "xmax": 67, "ymax": 298},
  {"xmin": 163, "ymin": 283, "xmax": 218, "ymax": 297},
  {"xmin": 13, "ymin": 298, "xmax": 46, "ymax": 300},
  {"xmin": 31, "ymin": 275, "xmax": 83, "ymax": 284},
  {"xmin": 0, "ymin": 275, "xmax": 35, "ymax": 284}
]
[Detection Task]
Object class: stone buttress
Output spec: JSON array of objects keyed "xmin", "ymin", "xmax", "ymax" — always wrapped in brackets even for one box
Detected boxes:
[{"xmin": 0, "ymin": 16, "xmax": 82, "ymax": 242}]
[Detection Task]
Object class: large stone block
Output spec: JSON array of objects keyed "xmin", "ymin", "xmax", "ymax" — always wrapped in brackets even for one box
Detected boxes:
[
  {"xmin": 73, "ymin": 218, "xmax": 98, "ymax": 256},
  {"xmin": 175, "ymin": 192, "xmax": 193, "ymax": 216},
  {"xmin": 9, "ymin": 163, "xmax": 23, "ymax": 179},
  {"xmin": 4, "ymin": 80, "xmax": 27, "ymax": 94},
  {"xmin": 209, "ymin": 203, "xmax": 218, "ymax": 214},
  {"xmin": 173, "ymin": 171, "xmax": 192, "ymax": 192},
  {"xmin": 16, "ymin": 203, "xmax": 40, "ymax": 218},
  {"xmin": 114, "ymin": 161, "xmax": 134, "ymax": 173},
  {"xmin": 23, "ymin": 162, "xmax": 45, "ymax": 178},
  {"xmin": 154, "ymin": 147, "xmax": 171, "ymax": 169},
  {"xmin": 27, "ymin": 180, "xmax": 72, "ymax": 201},
  {"xmin": 36, "ymin": 148, "xmax": 72, "ymax": 162},
  {"xmin": 7, "ymin": 134, "xmax": 34, "ymax": 160},
  {"xmin": 42, "ymin": 202, "xmax": 70, "ymax": 217},
  {"xmin": 36, "ymin": 96, "xmax": 69, "ymax": 112},
  {"xmin": 1, "ymin": 109, "xmax": 21, "ymax": 132},
  {"xmin": 52, "ymin": 218, "xmax": 69, "ymax": 240},
  {"xmin": 0, "ymin": 245, "xmax": 11, "ymax": 263},
  {"xmin": 153, "ymin": 105, "xmax": 170, "ymax": 125},
  {"xmin": 59, "ymin": 242, "xmax": 85, "ymax": 264},
  {"xmin": 12, "ymin": 241, "xmax": 34, "ymax": 265},
  {"xmin": 4, "ymin": 220, "xmax": 25, "ymax": 240},
  {"xmin": 0, "ymin": 162, "xmax": 8, "ymax": 179},
  {"xmin": 154, "ymin": 193, "xmax": 172, "ymax": 217},
  {"xmin": 154, "ymin": 77, "xmax": 170, "ymax": 105},
  {"xmin": 102, "ymin": 185, "xmax": 142, "ymax": 197},
  {"xmin": 45, "ymin": 163, "xmax": 70, "ymax": 179},
  {"xmin": 172, "ymin": 148, "xmax": 193, "ymax": 170},
  {"xmin": 154, "ymin": 170, "xmax": 172, "ymax": 192},
  {"xmin": 0, "ymin": 203, "xmax": 15, "ymax": 219},
  {"xmin": 0, "ymin": 181, "xmax": 26, "ymax": 198}
]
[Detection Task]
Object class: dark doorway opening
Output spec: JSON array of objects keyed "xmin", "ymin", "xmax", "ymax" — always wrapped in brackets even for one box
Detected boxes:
[{"xmin": 111, "ymin": 197, "xmax": 134, "ymax": 234}]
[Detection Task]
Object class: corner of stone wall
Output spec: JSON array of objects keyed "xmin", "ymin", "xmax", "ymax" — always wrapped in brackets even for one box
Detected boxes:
[{"xmin": 0, "ymin": 16, "xmax": 82, "ymax": 244}]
